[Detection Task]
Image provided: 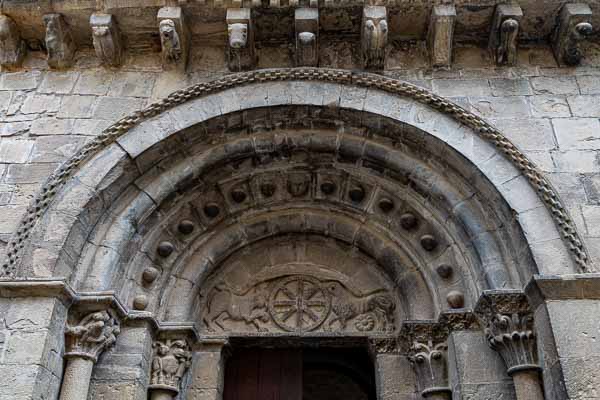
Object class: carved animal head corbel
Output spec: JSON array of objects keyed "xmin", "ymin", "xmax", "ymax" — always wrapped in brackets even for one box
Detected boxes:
[
  {"xmin": 488, "ymin": 5, "xmax": 522, "ymax": 66},
  {"xmin": 361, "ymin": 6, "xmax": 388, "ymax": 70},
  {"xmin": 157, "ymin": 7, "xmax": 189, "ymax": 70},
  {"xmin": 228, "ymin": 23, "xmax": 248, "ymax": 49},
  {"xmin": 43, "ymin": 13, "xmax": 76, "ymax": 69},
  {"xmin": 226, "ymin": 8, "xmax": 255, "ymax": 71},
  {"xmin": 553, "ymin": 3, "xmax": 594, "ymax": 66},
  {"xmin": 295, "ymin": 8, "xmax": 319, "ymax": 67},
  {"xmin": 0, "ymin": 14, "xmax": 26, "ymax": 70}
]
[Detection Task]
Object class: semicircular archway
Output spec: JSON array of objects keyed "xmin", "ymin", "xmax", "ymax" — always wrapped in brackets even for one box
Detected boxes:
[{"xmin": 0, "ymin": 69, "xmax": 589, "ymax": 332}]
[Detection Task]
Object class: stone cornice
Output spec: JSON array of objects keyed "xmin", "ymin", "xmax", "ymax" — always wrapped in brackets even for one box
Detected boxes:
[
  {"xmin": 0, "ymin": 278, "xmax": 201, "ymax": 341},
  {"xmin": 1, "ymin": 0, "xmax": 598, "ymax": 46},
  {"xmin": 525, "ymin": 273, "xmax": 600, "ymax": 309}
]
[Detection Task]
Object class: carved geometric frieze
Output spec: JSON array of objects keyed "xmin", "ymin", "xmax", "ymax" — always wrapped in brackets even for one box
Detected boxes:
[
  {"xmin": 552, "ymin": 3, "xmax": 593, "ymax": 66},
  {"xmin": 64, "ymin": 310, "xmax": 120, "ymax": 363},
  {"xmin": 157, "ymin": 7, "xmax": 189, "ymax": 70},
  {"xmin": 43, "ymin": 13, "xmax": 76, "ymax": 69},
  {"xmin": 361, "ymin": 6, "xmax": 387, "ymax": 70},
  {"xmin": 488, "ymin": 4, "xmax": 522, "ymax": 66},
  {"xmin": 295, "ymin": 8, "xmax": 319, "ymax": 67},
  {"xmin": 0, "ymin": 14, "xmax": 26, "ymax": 69},
  {"xmin": 427, "ymin": 5, "xmax": 456, "ymax": 68},
  {"xmin": 90, "ymin": 13, "xmax": 123, "ymax": 67},
  {"xmin": 226, "ymin": 8, "xmax": 255, "ymax": 71},
  {"xmin": 202, "ymin": 274, "xmax": 396, "ymax": 334},
  {"xmin": 149, "ymin": 339, "xmax": 192, "ymax": 395}
]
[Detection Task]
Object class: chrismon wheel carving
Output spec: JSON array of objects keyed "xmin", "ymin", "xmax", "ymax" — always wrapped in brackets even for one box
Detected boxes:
[{"xmin": 268, "ymin": 275, "xmax": 331, "ymax": 333}]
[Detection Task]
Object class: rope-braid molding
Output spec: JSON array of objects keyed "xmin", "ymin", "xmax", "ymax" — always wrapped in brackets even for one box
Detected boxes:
[{"xmin": 0, "ymin": 68, "xmax": 591, "ymax": 277}]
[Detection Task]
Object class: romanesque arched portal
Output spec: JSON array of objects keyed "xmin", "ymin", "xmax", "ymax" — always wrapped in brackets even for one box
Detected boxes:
[{"xmin": 0, "ymin": 69, "xmax": 589, "ymax": 400}]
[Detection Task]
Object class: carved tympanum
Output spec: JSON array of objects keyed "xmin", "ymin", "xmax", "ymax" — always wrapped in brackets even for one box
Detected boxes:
[
  {"xmin": 485, "ymin": 313, "xmax": 539, "ymax": 375},
  {"xmin": 202, "ymin": 274, "xmax": 395, "ymax": 334},
  {"xmin": 150, "ymin": 339, "xmax": 192, "ymax": 394},
  {"xmin": 64, "ymin": 310, "xmax": 120, "ymax": 362}
]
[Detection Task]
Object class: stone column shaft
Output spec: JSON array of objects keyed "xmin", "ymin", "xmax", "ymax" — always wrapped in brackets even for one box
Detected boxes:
[
  {"xmin": 58, "ymin": 310, "xmax": 120, "ymax": 400},
  {"xmin": 512, "ymin": 370, "xmax": 544, "ymax": 400},
  {"xmin": 59, "ymin": 357, "xmax": 95, "ymax": 400},
  {"xmin": 475, "ymin": 292, "xmax": 544, "ymax": 400}
]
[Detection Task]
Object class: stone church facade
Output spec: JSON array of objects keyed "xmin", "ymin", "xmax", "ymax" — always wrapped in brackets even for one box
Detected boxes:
[{"xmin": 0, "ymin": 1, "xmax": 599, "ymax": 399}]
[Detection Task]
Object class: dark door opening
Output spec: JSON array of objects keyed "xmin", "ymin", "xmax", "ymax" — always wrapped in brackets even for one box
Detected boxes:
[{"xmin": 223, "ymin": 347, "xmax": 376, "ymax": 400}]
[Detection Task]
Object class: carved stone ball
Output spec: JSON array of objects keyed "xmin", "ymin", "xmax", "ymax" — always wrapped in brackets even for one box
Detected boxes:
[
  {"xmin": 203, "ymin": 203, "xmax": 220, "ymax": 218},
  {"xmin": 436, "ymin": 264, "xmax": 453, "ymax": 279},
  {"xmin": 348, "ymin": 185, "xmax": 365, "ymax": 203},
  {"xmin": 133, "ymin": 294, "xmax": 149, "ymax": 310},
  {"xmin": 420, "ymin": 234, "xmax": 438, "ymax": 251},
  {"xmin": 378, "ymin": 197, "xmax": 394, "ymax": 213},
  {"xmin": 157, "ymin": 241, "xmax": 175, "ymax": 258},
  {"xmin": 320, "ymin": 181, "xmax": 336, "ymax": 195},
  {"xmin": 230, "ymin": 188, "xmax": 247, "ymax": 204},
  {"xmin": 177, "ymin": 220, "xmax": 195, "ymax": 235},
  {"xmin": 399, "ymin": 212, "xmax": 418, "ymax": 230},
  {"xmin": 446, "ymin": 291, "xmax": 465, "ymax": 309},
  {"xmin": 260, "ymin": 182, "xmax": 276, "ymax": 198},
  {"xmin": 142, "ymin": 267, "xmax": 160, "ymax": 284}
]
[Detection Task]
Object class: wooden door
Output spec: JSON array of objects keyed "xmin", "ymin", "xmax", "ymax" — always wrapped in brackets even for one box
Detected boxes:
[{"xmin": 223, "ymin": 348, "xmax": 303, "ymax": 400}]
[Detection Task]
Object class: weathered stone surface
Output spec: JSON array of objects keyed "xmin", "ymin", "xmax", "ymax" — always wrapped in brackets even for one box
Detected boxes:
[{"xmin": 38, "ymin": 72, "xmax": 79, "ymax": 94}]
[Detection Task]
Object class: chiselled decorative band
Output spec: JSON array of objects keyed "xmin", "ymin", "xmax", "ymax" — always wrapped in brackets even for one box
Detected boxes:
[{"xmin": 0, "ymin": 68, "xmax": 590, "ymax": 277}]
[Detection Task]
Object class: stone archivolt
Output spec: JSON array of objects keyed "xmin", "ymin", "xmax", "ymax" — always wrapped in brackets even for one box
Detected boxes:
[
  {"xmin": 202, "ymin": 274, "xmax": 395, "ymax": 334},
  {"xmin": 1, "ymin": 69, "xmax": 587, "ymax": 283}
]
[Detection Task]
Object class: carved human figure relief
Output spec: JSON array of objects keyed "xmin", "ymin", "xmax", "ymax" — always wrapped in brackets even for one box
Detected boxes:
[
  {"xmin": 201, "ymin": 275, "xmax": 396, "ymax": 334},
  {"xmin": 65, "ymin": 310, "xmax": 120, "ymax": 362},
  {"xmin": 43, "ymin": 13, "xmax": 76, "ymax": 69},
  {"xmin": 150, "ymin": 339, "xmax": 192, "ymax": 394},
  {"xmin": 0, "ymin": 14, "xmax": 26, "ymax": 69}
]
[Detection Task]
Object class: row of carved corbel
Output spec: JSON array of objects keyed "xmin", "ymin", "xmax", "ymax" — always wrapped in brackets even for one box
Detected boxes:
[
  {"xmin": 369, "ymin": 292, "xmax": 540, "ymax": 398},
  {"xmin": 0, "ymin": 3, "xmax": 593, "ymax": 71},
  {"xmin": 0, "ymin": 7, "xmax": 188, "ymax": 71}
]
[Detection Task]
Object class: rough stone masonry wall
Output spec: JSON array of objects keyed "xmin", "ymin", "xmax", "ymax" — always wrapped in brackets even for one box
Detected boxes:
[{"xmin": 0, "ymin": 43, "xmax": 600, "ymax": 271}]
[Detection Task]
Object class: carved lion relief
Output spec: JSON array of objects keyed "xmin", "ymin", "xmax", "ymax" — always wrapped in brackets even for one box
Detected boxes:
[{"xmin": 202, "ymin": 274, "xmax": 396, "ymax": 334}]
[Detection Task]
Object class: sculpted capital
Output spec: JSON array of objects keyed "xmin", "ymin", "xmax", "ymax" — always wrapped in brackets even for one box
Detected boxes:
[
  {"xmin": 149, "ymin": 339, "xmax": 192, "ymax": 394},
  {"xmin": 64, "ymin": 310, "xmax": 120, "ymax": 363},
  {"xmin": 485, "ymin": 312, "xmax": 539, "ymax": 375}
]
